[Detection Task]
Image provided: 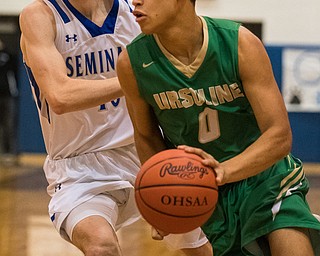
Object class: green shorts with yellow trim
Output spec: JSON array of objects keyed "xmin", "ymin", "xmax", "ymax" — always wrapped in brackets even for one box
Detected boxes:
[{"xmin": 202, "ymin": 154, "xmax": 320, "ymax": 256}]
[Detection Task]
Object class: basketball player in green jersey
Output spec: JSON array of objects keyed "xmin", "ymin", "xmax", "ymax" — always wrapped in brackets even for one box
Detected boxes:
[{"xmin": 117, "ymin": 0, "xmax": 320, "ymax": 255}]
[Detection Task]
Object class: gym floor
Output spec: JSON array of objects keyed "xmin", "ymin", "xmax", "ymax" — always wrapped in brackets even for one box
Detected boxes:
[{"xmin": 0, "ymin": 154, "xmax": 319, "ymax": 256}]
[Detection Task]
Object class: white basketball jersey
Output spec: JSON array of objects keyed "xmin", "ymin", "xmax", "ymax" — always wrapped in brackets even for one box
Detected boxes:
[{"xmin": 25, "ymin": 0, "xmax": 140, "ymax": 159}]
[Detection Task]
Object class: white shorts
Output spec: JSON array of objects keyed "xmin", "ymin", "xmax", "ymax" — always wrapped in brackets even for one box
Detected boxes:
[
  {"xmin": 61, "ymin": 191, "xmax": 137, "ymax": 241},
  {"xmin": 44, "ymin": 143, "xmax": 208, "ymax": 249},
  {"xmin": 61, "ymin": 192, "xmax": 208, "ymax": 250},
  {"xmin": 44, "ymin": 144, "xmax": 141, "ymax": 240}
]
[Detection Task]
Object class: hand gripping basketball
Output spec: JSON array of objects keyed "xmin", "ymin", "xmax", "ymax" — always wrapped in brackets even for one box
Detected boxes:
[{"xmin": 135, "ymin": 149, "xmax": 218, "ymax": 234}]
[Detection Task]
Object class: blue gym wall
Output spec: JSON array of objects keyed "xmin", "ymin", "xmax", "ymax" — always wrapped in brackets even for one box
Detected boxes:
[
  {"xmin": 266, "ymin": 46, "xmax": 320, "ymax": 163},
  {"xmin": 17, "ymin": 47, "xmax": 320, "ymax": 162},
  {"xmin": 18, "ymin": 52, "xmax": 45, "ymax": 153}
]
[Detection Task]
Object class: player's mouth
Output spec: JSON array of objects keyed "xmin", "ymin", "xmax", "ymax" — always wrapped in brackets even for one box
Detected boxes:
[{"xmin": 133, "ymin": 10, "xmax": 146, "ymax": 23}]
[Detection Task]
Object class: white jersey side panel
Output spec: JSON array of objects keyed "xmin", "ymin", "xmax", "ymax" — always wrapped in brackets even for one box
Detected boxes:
[{"xmin": 26, "ymin": 0, "xmax": 140, "ymax": 159}]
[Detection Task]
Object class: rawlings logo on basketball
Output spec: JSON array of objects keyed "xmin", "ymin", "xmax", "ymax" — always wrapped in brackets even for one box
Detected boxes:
[
  {"xmin": 135, "ymin": 149, "xmax": 218, "ymax": 234},
  {"xmin": 159, "ymin": 161, "xmax": 209, "ymax": 179}
]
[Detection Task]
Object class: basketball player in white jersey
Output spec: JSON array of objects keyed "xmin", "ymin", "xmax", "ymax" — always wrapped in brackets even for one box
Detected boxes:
[{"xmin": 19, "ymin": 0, "xmax": 212, "ymax": 255}]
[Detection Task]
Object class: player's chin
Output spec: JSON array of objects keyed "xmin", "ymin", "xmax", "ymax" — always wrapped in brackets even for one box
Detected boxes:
[
  {"xmin": 136, "ymin": 22, "xmax": 154, "ymax": 35},
  {"xmin": 139, "ymin": 26, "xmax": 154, "ymax": 35}
]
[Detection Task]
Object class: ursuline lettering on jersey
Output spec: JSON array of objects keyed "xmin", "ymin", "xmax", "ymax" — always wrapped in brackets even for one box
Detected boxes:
[
  {"xmin": 153, "ymin": 83, "xmax": 244, "ymax": 110},
  {"xmin": 66, "ymin": 46, "xmax": 122, "ymax": 77}
]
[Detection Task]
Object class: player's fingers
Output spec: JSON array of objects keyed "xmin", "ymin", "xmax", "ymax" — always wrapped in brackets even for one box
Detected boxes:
[
  {"xmin": 151, "ymin": 227, "xmax": 168, "ymax": 240},
  {"xmin": 151, "ymin": 227, "xmax": 163, "ymax": 240},
  {"xmin": 214, "ymin": 168, "xmax": 225, "ymax": 186},
  {"xmin": 215, "ymin": 173, "xmax": 223, "ymax": 186},
  {"xmin": 178, "ymin": 145, "xmax": 220, "ymax": 169},
  {"xmin": 202, "ymin": 157, "xmax": 220, "ymax": 168},
  {"xmin": 178, "ymin": 145, "xmax": 216, "ymax": 162}
]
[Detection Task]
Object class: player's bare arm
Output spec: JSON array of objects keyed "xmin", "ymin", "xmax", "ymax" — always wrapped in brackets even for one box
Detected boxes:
[
  {"xmin": 117, "ymin": 49, "xmax": 166, "ymax": 164},
  {"xmin": 180, "ymin": 26, "xmax": 292, "ymax": 185},
  {"xmin": 217, "ymin": 26, "xmax": 292, "ymax": 184},
  {"xmin": 178, "ymin": 144, "xmax": 226, "ymax": 186},
  {"xmin": 19, "ymin": 1, "xmax": 123, "ymax": 114}
]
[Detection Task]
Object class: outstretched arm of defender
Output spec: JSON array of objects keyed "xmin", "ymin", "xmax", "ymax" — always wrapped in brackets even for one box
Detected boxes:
[{"xmin": 19, "ymin": 1, "xmax": 122, "ymax": 114}]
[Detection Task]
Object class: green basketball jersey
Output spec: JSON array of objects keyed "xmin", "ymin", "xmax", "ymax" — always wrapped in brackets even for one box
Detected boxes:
[{"xmin": 127, "ymin": 17, "xmax": 260, "ymax": 162}]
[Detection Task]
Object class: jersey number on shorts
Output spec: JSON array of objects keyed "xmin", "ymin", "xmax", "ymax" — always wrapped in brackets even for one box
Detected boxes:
[{"xmin": 198, "ymin": 107, "xmax": 220, "ymax": 143}]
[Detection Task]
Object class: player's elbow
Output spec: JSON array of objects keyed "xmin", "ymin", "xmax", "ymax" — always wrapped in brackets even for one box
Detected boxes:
[
  {"xmin": 277, "ymin": 127, "xmax": 292, "ymax": 158},
  {"xmin": 48, "ymin": 101, "xmax": 67, "ymax": 115},
  {"xmin": 50, "ymin": 104, "xmax": 66, "ymax": 115},
  {"xmin": 46, "ymin": 93, "xmax": 70, "ymax": 115}
]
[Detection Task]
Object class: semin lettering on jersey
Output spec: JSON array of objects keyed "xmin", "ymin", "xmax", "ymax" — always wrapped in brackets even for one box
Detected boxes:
[
  {"xmin": 153, "ymin": 83, "xmax": 244, "ymax": 110},
  {"xmin": 65, "ymin": 46, "xmax": 122, "ymax": 77}
]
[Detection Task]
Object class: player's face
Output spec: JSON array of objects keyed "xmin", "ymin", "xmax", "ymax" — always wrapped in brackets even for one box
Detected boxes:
[{"xmin": 132, "ymin": 0, "xmax": 180, "ymax": 34}]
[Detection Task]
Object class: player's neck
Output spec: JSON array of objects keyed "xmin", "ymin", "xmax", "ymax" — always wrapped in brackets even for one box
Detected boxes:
[
  {"xmin": 68, "ymin": 0, "xmax": 113, "ymax": 24},
  {"xmin": 155, "ymin": 16, "xmax": 203, "ymax": 66}
]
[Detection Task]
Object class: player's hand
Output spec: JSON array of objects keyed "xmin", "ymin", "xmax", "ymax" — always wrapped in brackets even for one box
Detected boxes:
[
  {"xmin": 151, "ymin": 226, "xmax": 169, "ymax": 240},
  {"xmin": 177, "ymin": 145, "xmax": 226, "ymax": 186}
]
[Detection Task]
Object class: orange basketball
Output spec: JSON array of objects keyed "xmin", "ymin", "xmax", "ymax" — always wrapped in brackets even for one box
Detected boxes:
[{"xmin": 135, "ymin": 149, "xmax": 218, "ymax": 234}]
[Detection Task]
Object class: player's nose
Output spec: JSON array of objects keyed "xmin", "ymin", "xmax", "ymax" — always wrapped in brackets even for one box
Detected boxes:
[{"xmin": 132, "ymin": 0, "xmax": 143, "ymax": 7}]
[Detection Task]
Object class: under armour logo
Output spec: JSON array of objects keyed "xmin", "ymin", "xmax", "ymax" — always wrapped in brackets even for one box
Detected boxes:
[
  {"xmin": 55, "ymin": 183, "xmax": 62, "ymax": 192},
  {"xmin": 66, "ymin": 34, "xmax": 78, "ymax": 42}
]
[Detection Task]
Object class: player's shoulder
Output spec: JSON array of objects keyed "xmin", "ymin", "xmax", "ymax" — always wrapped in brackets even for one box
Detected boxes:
[
  {"xmin": 127, "ymin": 33, "xmax": 153, "ymax": 51},
  {"xmin": 20, "ymin": 0, "xmax": 53, "ymax": 25},
  {"xmin": 202, "ymin": 16, "xmax": 240, "ymax": 31},
  {"xmin": 19, "ymin": 0, "xmax": 56, "ymax": 50},
  {"xmin": 118, "ymin": 48, "xmax": 130, "ymax": 67},
  {"xmin": 21, "ymin": 0, "xmax": 48, "ymax": 14},
  {"xmin": 130, "ymin": 33, "xmax": 149, "ymax": 44}
]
